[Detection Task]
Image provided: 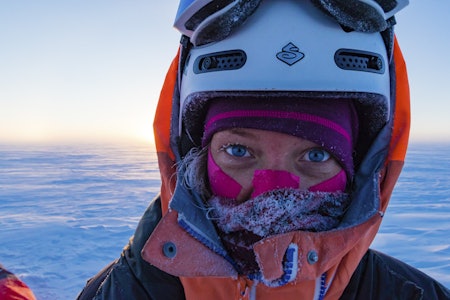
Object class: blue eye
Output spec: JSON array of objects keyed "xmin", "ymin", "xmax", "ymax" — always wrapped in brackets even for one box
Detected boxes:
[
  {"xmin": 306, "ymin": 148, "xmax": 331, "ymax": 162},
  {"xmin": 224, "ymin": 144, "xmax": 250, "ymax": 157}
]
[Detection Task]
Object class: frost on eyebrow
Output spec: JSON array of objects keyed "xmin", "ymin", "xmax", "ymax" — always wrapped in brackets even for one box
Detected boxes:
[{"xmin": 208, "ymin": 189, "xmax": 351, "ymax": 237}]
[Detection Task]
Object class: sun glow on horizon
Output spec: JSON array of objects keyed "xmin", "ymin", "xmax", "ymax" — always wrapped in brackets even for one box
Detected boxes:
[
  {"xmin": 1, "ymin": 2, "xmax": 450, "ymax": 148},
  {"xmin": 0, "ymin": 120, "xmax": 157, "ymax": 147}
]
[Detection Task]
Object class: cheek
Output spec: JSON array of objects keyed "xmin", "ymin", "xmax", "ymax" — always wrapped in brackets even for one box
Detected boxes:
[
  {"xmin": 207, "ymin": 149, "xmax": 347, "ymax": 199},
  {"xmin": 308, "ymin": 169, "xmax": 347, "ymax": 192},
  {"xmin": 207, "ymin": 150, "xmax": 243, "ymax": 199},
  {"xmin": 207, "ymin": 150, "xmax": 301, "ymax": 199}
]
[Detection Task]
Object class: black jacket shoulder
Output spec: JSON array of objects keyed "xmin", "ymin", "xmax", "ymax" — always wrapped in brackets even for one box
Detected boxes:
[
  {"xmin": 77, "ymin": 196, "xmax": 185, "ymax": 300},
  {"xmin": 341, "ymin": 249, "xmax": 450, "ymax": 300}
]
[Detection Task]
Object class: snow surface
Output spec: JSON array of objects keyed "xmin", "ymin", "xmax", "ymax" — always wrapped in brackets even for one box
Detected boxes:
[{"xmin": 0, "ymin": 143, "xmax": 449, "ymax": 299}]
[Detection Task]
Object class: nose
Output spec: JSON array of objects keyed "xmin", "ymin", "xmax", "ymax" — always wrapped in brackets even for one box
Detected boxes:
[{"xmin": 251, "ymin": 169, "xmax": 300, "ymax": 198}]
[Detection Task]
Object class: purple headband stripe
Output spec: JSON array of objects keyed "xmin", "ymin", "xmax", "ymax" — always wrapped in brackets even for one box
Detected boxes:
[{"xmin": 204, "ymin": 110, "xmax": 351, "ymax": 142}]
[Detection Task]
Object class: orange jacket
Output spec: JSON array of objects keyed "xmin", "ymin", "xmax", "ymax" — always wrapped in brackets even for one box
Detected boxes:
[
  {"xmin": 141, "ymin": 37, "xmax": 411, "ymax": 299},
  {"xmin": 0, "ymin": 266, "xmax": 36, "ymax": 300}
]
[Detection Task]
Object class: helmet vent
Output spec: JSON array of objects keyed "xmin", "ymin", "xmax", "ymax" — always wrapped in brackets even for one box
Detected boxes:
[
  {"xmin": 334, "ymin": 49, "xmax": 385, "ymax": 74},
  {"xmin": 194, "ymin": 50, "xmax": 247, "ymax": 74}
]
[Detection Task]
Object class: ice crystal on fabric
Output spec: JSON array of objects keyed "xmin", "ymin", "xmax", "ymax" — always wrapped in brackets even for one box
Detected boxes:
[{"xmin": 209, "ymin": 189, "xmax": 350, "ymax": 237}]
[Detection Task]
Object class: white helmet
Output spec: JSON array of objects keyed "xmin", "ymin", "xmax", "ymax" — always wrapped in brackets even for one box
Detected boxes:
[{"xmin": 178, "ymin": 0, "xmax": 393, "ymax": 153}]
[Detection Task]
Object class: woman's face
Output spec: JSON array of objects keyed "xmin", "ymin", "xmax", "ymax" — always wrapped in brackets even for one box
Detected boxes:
[{"xmin": 209, "ymin": 128, "xmax": 343, "ymax": 202}]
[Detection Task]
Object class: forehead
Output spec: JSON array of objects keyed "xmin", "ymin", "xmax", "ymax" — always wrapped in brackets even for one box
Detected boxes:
[{"xmin": 210, "ymin": 127, "xmax": 317, "ymax": 147}]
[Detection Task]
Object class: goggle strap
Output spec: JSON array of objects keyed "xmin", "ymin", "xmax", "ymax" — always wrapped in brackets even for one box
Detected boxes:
[
  {"xmin": 177, "ymin": 35, "xmax": 192, "ymax": 98},
  {"xmin": 191, "ymin": 0, "xmax": 261, "ymax": 46},
  {"xmin": 383, "ymin": 0, "xmax": 409, "ymax": 19}
]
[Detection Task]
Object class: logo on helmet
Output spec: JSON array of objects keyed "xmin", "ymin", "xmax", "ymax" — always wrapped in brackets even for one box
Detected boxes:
[{"xmin": 276, "ymin": 42, "xmax": 305, "ymax": 66}]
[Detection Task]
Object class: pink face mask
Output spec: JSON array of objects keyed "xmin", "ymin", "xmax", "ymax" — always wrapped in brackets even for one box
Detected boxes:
[{"xmin": 207, "ymin": 150, "xmax": 347, "ymax": 200}]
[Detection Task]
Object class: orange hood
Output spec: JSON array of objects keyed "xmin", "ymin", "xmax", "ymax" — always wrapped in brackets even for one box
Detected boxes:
[{"xmin": 144, "ymin": 37, "xmax": 410, "ymax": 299}]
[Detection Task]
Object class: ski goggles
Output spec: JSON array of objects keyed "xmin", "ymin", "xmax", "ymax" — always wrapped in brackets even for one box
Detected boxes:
[
  {"xmin": 174, "ymin": 0, "xmax": 260, "ymax": 46},
  {"xmin": 174, "ymin": 0, "xmax": 409, "ymax": 46}
]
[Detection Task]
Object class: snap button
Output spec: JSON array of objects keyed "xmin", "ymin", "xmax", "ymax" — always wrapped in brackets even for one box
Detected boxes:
[
  {"xmin": 162, "ymin": 242, "xmax": 177, "ymax": 258},
  {"xmin": 307, "ymin": 250, "xmax": 319, "ymax": 265}
]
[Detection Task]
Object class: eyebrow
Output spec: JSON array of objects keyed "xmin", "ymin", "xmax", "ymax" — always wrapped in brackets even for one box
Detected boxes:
[{"xmin": 226, "ymin": 128, "xmax": 260, "ymax": 139}]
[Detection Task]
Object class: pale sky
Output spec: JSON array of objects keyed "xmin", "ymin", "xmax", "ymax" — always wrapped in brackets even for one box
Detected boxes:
[{"xmin": 1, "ymin": 1, "xmax": 449, "ymax": 145}]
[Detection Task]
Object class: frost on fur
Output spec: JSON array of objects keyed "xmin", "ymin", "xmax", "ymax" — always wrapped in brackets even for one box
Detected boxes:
[{"xmin": 208, "ymin": 188, "xmax": 351, "ymax": 237}]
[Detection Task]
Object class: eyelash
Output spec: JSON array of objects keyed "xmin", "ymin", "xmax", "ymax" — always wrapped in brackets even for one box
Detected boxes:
[
  {"xmin": 219, "ymin": 144, "xmax": 331, "ymax": 163},
  {"xmin": 303, "ymin": 148, "xmax": 331, "ymax": 162},
  {"xmin": 219, "ymin": 143, "xmax": 244, "ymax": 150},
  {"xmin": 220, "ymin": 143, "xmax": 251, "ymax": 157}
]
